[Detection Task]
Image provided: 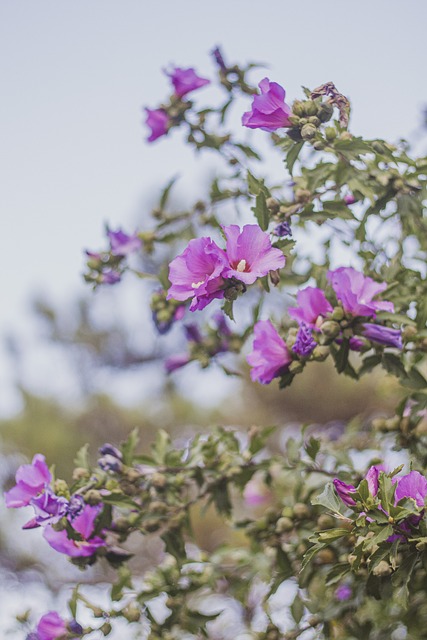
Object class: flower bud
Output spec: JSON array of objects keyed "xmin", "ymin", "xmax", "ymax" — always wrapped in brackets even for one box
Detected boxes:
[
  {"xmin": 312, "ymin": 140, "xmax": 326, "ymax": 151},
  {"xmin": 287, "ymin": 115, "xmax": 301, "ymax": 126},
  {"xmin": 317, "ymin": 514, "xmax": 336, "ymax": 529},
  {"xmin": 151, "ymin": 472, "xmax": 167, "ymax": 488},
  {"xmin": 339, "ymin": 131, "xmax": 352, "ymax": 141},
  {"xmin": 320, "ymin": 320, "xmax": 341, "ymax": 339},
  {"xmin": 372, "ymin": 560, "xmax": 392, "ymax": 576},
  {"xmin": 330, "ymin": 306, "xmax": 344, "ymax": 321},
  {"xmin": 402, "ymin": 325, "xmax": 417, "ymax": 341},
  {"xmin": 276, "ymin": 516, "xmax": 294, "ymax": 533},
  {"xmin": 316, "ymin": 548, "xmax": 335, "ymax": 564},
  {"xmin": 53, "ymin": 479, "xmax": 70, "ymax": 499},
  {"xmin": 317, "ymin": 102, "xmax": 334, "ymax": 122},
  {"xmin": 301, "ymin": 123, "xmax": 317, "ymax": 140},
  {"xmin": 312, "ymin": 345, "xmax": 330, "ymax": 361},
  {"xmin": 292, "ymin": 100, "xmax": 305, "ymax": 117},
  {"xmin": 266, "ymin": 197, "xmax": 280, "ymax": 213},
  {"xmin": 308, "ymin": 116, "xmax": 320, "ymax": 127},
  {"xmin": 73, "ymin": 467, "xmax": 90, "ymax": 481},
  {"xmin": 84, "ymin": 489, "xmax": 103, "ymax": 505},
  {"xmin": 304, "ymin": 100, "xmax": 318, "ymax": 116},
  {"xmin": 98, "ymin": 455, "xmax": 123, "ymax": 473},
  {"xmin": 325, "ymin": 127, "xmax": 337, "ymax": 141},
  {"xmin": 293, "ymin": 502, "xmax": 310, "ymax": 519}
]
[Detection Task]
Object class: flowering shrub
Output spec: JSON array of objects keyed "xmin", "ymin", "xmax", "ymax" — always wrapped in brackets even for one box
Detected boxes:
[{"xmin": 6, "ymin": 48, "xmax": 427, "ymax": 638}]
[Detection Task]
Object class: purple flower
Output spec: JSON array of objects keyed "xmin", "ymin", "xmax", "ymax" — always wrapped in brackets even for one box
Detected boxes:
[
  {"xmin": 272, "ymin": 221, "xmax": 292, "ymax": 237},
  {"xmin": 67, "ymin": 494, "xmax": 85, "ymax": 520},
  {"xmin": 349, "ymin": 336, "xmax": 365, "ymax": 351},
  {"xmin": 98, "ymin": 454, "xmax": 123, "ymax": 473},
  {"xmin": 23, "ymin": 489, "xmax": 68, "ymax": 529},
  {"xmin": 333, "ymin": 479, "xmax": 357, "ymax": 507},
  {"xmin": 167, "ymin": 237, "xmax": 228, "ymax": 311},
  {"xmin": 288, "ymin": 287, "xmax": 333, "ymax": 329},
  {"xmin": 167, "ymin": 67, "xmax": 210, "ymax": 98},
  {"xmin": 107, "ymin": 229, "xmax": 141, "ymax": 257},
  {"xmin": 145, "ymin": 108, "xmax": 170, "ymax": 143},
  {"xmin": 362, "ymin": 323, "xmax": 403, "ymax": 349},
  {"xmin": 36, "ymin": 612, "xmax": 67, "ymax": 640},
  {"xmin": 165, "ymin": 353, "xmax": 191, "ymax": 373},
  {"xmin": 99, "ymin": 269, "xmax": 121, "ymax": 285},
  {"xmin": 344, "ymin": 194, "xmax": 356, "ymax": 205},
  {"xmin": 292, "ymin": 323, "xmax": 316, "ymax": 357},
  {"xmin": 394, "ymin": 471, "xmax": 427, "ymax": 508},
  {"xmin": 222, "ymin": 224, "xmax": 285, "ymax": 285},
  {"xmin": 242, "ymin": 78, "xmax": 291, "ymax": 132},
  {"xmin": 211, "ymin": 46, "xmax": 227, "ymax": 72},
  {"xmin": 247, "ymin": 320, "xmax": 292, "ymax": 384},
  {"xmin": 335, "ymin": 584, "xmax": 352, "ymax": 601},
  {"xmin": 5, "ymin": 454, "xmax": 51, "ymax": 508},
  {"xmin": 44, "ymin": 504, "xmax": 105, "ymax": 557},
  {"xmin": 327, "ymin": 267, "xmax": 394, "ymax": 318}
]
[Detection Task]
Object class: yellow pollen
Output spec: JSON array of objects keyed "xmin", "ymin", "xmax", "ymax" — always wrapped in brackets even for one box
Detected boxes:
[
  {"xmin": 236, "ymin": 259, "xmax": 247, "ymax": 272},
  {"xmin": 191, "ymin": 280, "xmax": 204, "ymax": 289}
]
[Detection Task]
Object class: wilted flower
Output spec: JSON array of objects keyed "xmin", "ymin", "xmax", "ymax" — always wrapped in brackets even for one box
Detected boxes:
[
  {"xmin": 247, "ymin": 320, "xmax": 292, "ymax": 384},
  {"xmin": 362, "ymin": 323, "xmax": 402, "ymax": 349},
  {"xmin": 328, "ymin": 267, "xmax": 394, "ymax": 317},
  {"xmin": 272, "ymin": 221, "xmax": 292, "ymax": 237},
  {"xmin": 222, "ymin": 224, "xmax": 285, "ymax": 285},
  {"xmin": 242, "ymin": 78, "xmax": 291, "ymax": 131},
  {"xmin": 288, "ymin": 287, "xmax": 333, "ymax": 328},
  {"xmin": 167, "ymin": 237, "xmax": 228, "ymax": 311},
  {"xmin": 145, "ymin": 108, "xmax": 170, "ymax": 142},
  {"xmin": 107, "ymin": 228, "xmax": 141, "ymax": 256},
  {"xmin": 167, "ymin": 67, "xmax": 210, "ymax": 98}
]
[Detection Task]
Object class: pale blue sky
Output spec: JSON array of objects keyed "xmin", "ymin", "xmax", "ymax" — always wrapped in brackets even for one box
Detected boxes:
[{"xmin": 0, "ymin": 0, "xmax": 426, "ymax": 411}]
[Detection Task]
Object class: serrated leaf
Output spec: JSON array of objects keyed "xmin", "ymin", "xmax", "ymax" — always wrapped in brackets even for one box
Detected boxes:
[
  {"xmin": 121, "ymin": 428, "xmax": 140, "ymax": 466},
  {"xmin": 311, "ymin": 482, "xmax": 342, "ymax": 514},
  {"xmin": 74, "ymin": 444, "xmax": 90, "ymax": 470}
]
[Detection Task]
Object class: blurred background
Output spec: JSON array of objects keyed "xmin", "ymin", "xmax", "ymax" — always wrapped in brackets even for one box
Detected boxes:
[{"xmin": 0, "ymin": 0, "xmax": 426, "ymax": 636}]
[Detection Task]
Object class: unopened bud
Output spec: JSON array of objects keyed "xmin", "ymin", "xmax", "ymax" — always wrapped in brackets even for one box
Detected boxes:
[
  {"xmin": 372, "ymin": 560, "xmax": 392, "ymax": 576},
  {"xmin": 84, "ymin": 489, "xmax": 103, "ymax": 505},
  {"xmin": 325, "ymin": 127, "xmax": 337, "ymax": 141},
  {"xmin": 312, "ymin": 345, "xmax": 329, "ymax": 361},
  {"xmin": 402, "ymin": 325, "xmax": 417, "ymax": 340},
  {"xmin": 293, "ymin": 502, "xmax": 310, "ymax": 519},
  {"xmin": 276, "ymin": 516, "xmax": 294, "ymax": 533},
  {"xmin": 317, "ymin": 514, "xmax": 336, "ymax": 529},
  {"xmin": 313, "ymin": 141, "xmax": 325, "ymax": 151},
  {"xmin": 339, "ymin": 131, "xmax": 352, "ymax": 141},
  {"xmin": 317, "ymin": 102, "xmax": 334, "ymax": 123},
  {"xmin": 292, "ymin": 100, "xmax": 305, "ymax": 117},
  {"xmin": 288, "ymin": 115, "xmax": 301, "ymax": 126},
  {"xmin": 151, "ymin": 472, "xmax": 167, "ymax": 488},
  {"xmin": 73, "ymin": 467, "xmax": 90, "ymax": 481},
  {"xmin": 304, "ymin": 100, "xmax": 318, "ymax": 116},
  {"xmin": 330, "ymin": 306, "xmax": 344, "ymax": 321},
  {"xmin": 266, "ymin": 197, "xmax": 280, "ymax": 213},
  {"xmin": 316, "ymin": 548, "xmax": 335, "ymax": 564},
  {"xmin": 301, "ymin": 123, "xmax": 317, "ymax": 140},
  {"xmin": 308, "ymin": 116, "xmax": 320, "ymax": 127},
  {"xmin": 320, "ymin": 320, "xmax": 341, "ymax": 339}
]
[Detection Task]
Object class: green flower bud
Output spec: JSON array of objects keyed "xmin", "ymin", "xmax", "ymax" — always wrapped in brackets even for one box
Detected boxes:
[
  {"xmin": 53, "ymin": 479, "xmax": 70, "ymax": 499},
  {"xmin": 301, "ymin": 123, "xmax": 317, "ymax": 140},
  {"xmin": 325, "ymin": 127, "xmax": 337, "ymax": 141},
  {"xmin": 304, "ymin": 100, "xmax": 318, "ymax": 116},
  {"xmin": 330, "ymin": 306, "xmax": 344, "ymax": 321},
  {"xmin": 287, "ymin": 115, "xmax": 301, "ymax": 126},
  {"xmin": 293, "ymin": 502, "xmax": 310, "ymax": 519},
  {"xmin": 276, "ymin": 516, "xmax": 294, "ymax": 533},
  {"xmin": 317, "ymin": 514, "xmax": 336, "ymax": 529},
  {"xmin": 292, "ymin": 100, "xmax": 305, "ymax": 117},
  {"xmin": 308, "ymin": 116, "xmax": 321, "ymax": 127},
  {"xmin": 312, "ymin": 141, "xmax": 325, "ymax": 151},
  {"xmin": 84, "ymin": 489, "xmax": 103, "ymax": 505},
  {"xmin": 339, "ymin": 131, "xmax": 353, "ymax": 141},
  {"xmin": 317, "ymin": 102, "xmax": 334, "ymax": 123},
  {"xmin": 312, "ymin": 345, "xmax": 330, "ymax": 361},
  {"xmin": 299, "ymin": 117, "xmax": 308, "ymax": 126},
  {"xmin": 316, "ymin": 548, "xmax": 335, "ymax": 564},
  {"xmin": 320, "ymin": 320, "xmax": 341, "ymax": 338},
  {"xmin": 151, "ymin": 472, "xmax": 167, "ymax": 488}
]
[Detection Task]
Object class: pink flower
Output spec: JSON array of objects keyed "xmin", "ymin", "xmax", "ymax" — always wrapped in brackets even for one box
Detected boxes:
[
  {"xmin": 222, "ymin": 224, "xmax": 285, "ymax": 285},
  {"xmin": 107, "ymin": 229, "xmax": 141, "ymax": 256},
  {"xmin": 362, "ymin": 323, "xmax": 402, "ymax": 349},
  {"xmin": 394, "ymin": 471, "xmax": 427, "ymax": 508},
  {"xmin": 288, "ymin": 287, "xmax": 333, "ymax": 328},
  {"xmin": 167, "ymin": 237, "xmax": 228, "ymax": 311},
  {"xmin": 242, "ymin": 78, "xmax": 291, "ymax": 132},
  {"xmin": 167, "ymin": 67, "xmax": 210, "ymax": 98},
  {"xmin": 4, "ymin": 454, "xmax": 51, "ymax": 508},
  {"xmin": 145, "ymin": 108, "xmax": 170, "ymax": 142},
  {"xmin": 247, "ymin": 320, "xmax": 292, "ymax": 384},
  {"xmin": 327, "ymin": 267, "xmax": 394, "ymax": 318},
  {"xmin": 36, "ymin": 612, "xmax": 67, "ymax": 640},
  {"xmin": 43, "ymin": 504, "xmax": 105, "ymax": 558}
]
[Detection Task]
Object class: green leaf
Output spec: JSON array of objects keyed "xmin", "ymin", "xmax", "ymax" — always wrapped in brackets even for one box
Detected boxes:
[
  {"xmin": 251, "ymin": 191, "xmax": 270, "ymax": 230},
  {"xmin": 325, "ymin": 562, "xmax": 351, "ymax": 586},
  {"xmin": 161, "ymin": 529, "xmax": 186, "ymax": 563},
  {"xmin": 286, "ymin": 141, "xmax": 304, "ymax": 175},
  {"xmin": 381, "ymin": 353, "xmax": 407, "ymax": 380},
  {"xmin": 151, "ymin": 429, "xmax": 171, "ymax": 464},
  {"xmin": 276, "ymin": 547, "xmax": 294, "ymax": 579},
  {"xmin": 330, "ymin": 340, "xmax": 350, "ymax": 374},
  {"xmin": 111, "ymin": 566, "xmax": 132, "ymax": 601},
  {"xmin": 401, "ymin": 367, "xmax": 427, "ymax": 390},
  {"xmin": 159, "ymin": 176, "xmax": 178, "ymax": 209},
  {"xmin": 247, "ymin": 170, "xmax": 264, "ymax": 195},
  {"xmin": 68, "ymin": 585, "xmax": 80, "ymax": 619},
  {"xmin": 290, "ymin": 593, "xmax": 305, "ymax": 624},
  {"xmin": 305, "ymin": 436, "xmax": 320, "ymax": 461},
  {"xmin": 222, "ymin": 299, "xmax": 235, "ymax": 321},
  {"xmin": 121, "ymin": 428, "xmax": 140, "ymax": 466},
  {"xmin": 311, "ymin": 482, "xmax": 342, "ymax": 514},
  {"xmin": 74, "ymin": 444, "xmax": 90, "ymax": 470},
  {"xmin": 317, "ymin": 528, "xmax": 349, "ymax": 542}
]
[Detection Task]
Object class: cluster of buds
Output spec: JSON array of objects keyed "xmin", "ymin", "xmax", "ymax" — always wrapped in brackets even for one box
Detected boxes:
[
  {"xmin": 84, "ymin": 228, "xmax": 142, "ymax": 287},
  {"xmin": 288, "ymin": 97, "xmax": 334, "ymax": 142},
  {"xmin": 151, "ymin": 289, "xmax": 186, "ymax": 335}
]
